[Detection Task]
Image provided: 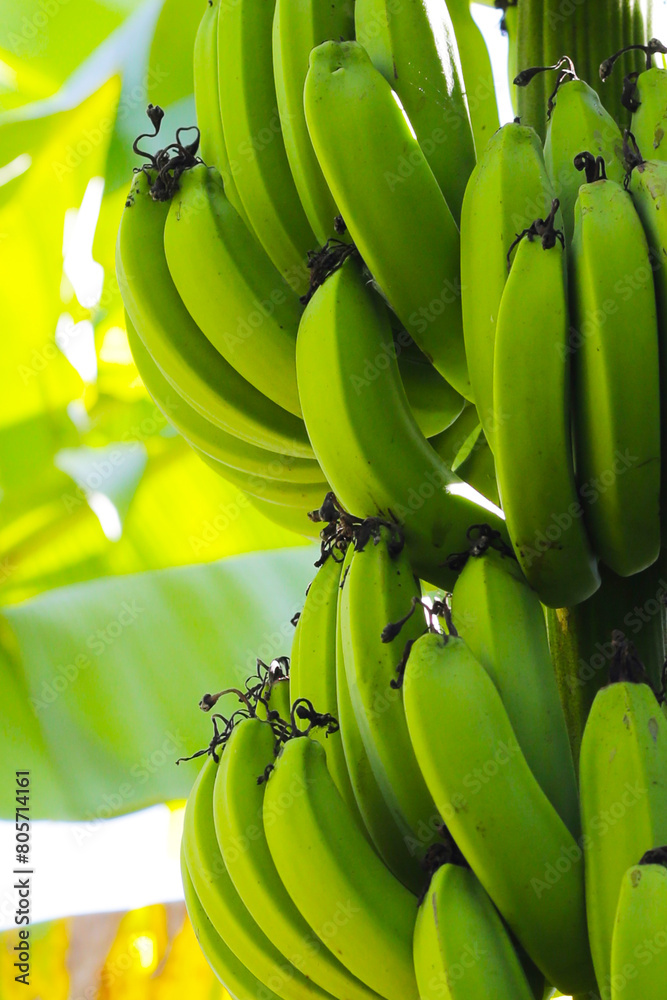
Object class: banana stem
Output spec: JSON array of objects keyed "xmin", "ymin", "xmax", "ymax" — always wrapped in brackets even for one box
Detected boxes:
[{"xmin": 547, "ymin": 562, "xmax": 666, "ymax": 770}]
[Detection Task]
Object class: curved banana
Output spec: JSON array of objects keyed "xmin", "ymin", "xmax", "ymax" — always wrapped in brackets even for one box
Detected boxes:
[
  {"xmin": 117, "ymin": 170, "xmax": 313, "ymax": 458},
  {"xmin": 403, "ymin": 632, "xmax": 596, "ymax": 995},
  {"xmin": 493, "ymin": 218, "xmax": 600, "ymax": 607},
  {"xmin": 289, "ymin": 548, "xmax": 362, "ymax": 822},
  {"xmin": 354, "ymin": 0, "xmax": 475, "ymax": 222},
  {"xmin": 337, "ymin": 540, "xmax": 426, "ymax": 894},
  {"xmin": 429, "ymin": 404, "xmax": 481, "ymax": 467},
  {"xmin": 192, "ymin": 0, "xmax": 250, "ymax": 230},
  {"xmin": 304, "ymin": 40, "xmax": 470, "ymax": 399},
  {"xmin": 460, "ymin": 121, "xmax": 556, "ymax": 450},
  {"xmin": 579, "ymin": 665, "xmax": 667, "ymax": 992},
  {"xmin": 610, "ymin": 851, "xmax": 667, "ymax": 1000},
  {"xmin": 247, "ymin": 495, "xmax": 321, "ymax": 539},
  {"xmin": 194, "ymin": 447, "xmax": 328, "ymax": 510},
  {"xmin": 213, "ymin": 716, "xmax": 382, "ymax": 1000},
  {"xmin": 272, "ymin": 0, "xmax": 354, "ymax": 244},
  {"xmin": 181, "ymin": 849, "xmax": 282, "ymax": 1000},
  {"xmin": 263, "ymin": 736, "xmax": 420, "ymax": 1000},
  {"xmin": 127, "ymin": 315, "xmax": 321, "ymax": 483},
  {"xmin": 631, "ymin": 67, "xmax": 667, "ymax": 160},
  {"xmin": 543, "ymin": 75, "xmax": 625, "ymax": 243},
  {"xmin": 217, "ymin": 0, "xmax": 316, "ymax": 295},
  {"xmin": 397, "ymin": 338, "xmax": 465, "ymax": 439},
  {"xmin": 163, "ymin": 164, "xmax": 302, "ymax": 416},
  {"xmin": 182, "ymin": 756, "xmax": 328, "ymax": 1000},
  {"xmin": 569, "ymin": 168, "xmax": 660, "ymax": 577},
  {"xmin": 414, "ymin": 862, "xmax": 535, "ymax": 1000},
  {"xmin": 341, "ymin": 525, "xmax": 441, "ymax": 869},
  {"xmin": 451, "ymin": 547, "xmax": 580, "ymax": 838},
  {"xmin": 295, "ymin": 255, "xmax": 507, "ymax": 593}
]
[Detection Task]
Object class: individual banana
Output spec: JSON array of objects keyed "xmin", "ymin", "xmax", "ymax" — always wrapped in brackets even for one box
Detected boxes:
[
  {"xmin": 217, "ymin": 0, "xmax": 316, "ymax": 295},
  {"xmin": 451, "ymin": 546, "xmax": 581, "ymax": 838},
  {"xmin": 397, "ymin": 337, "xmax": 465, "ymax": 439},
  {"xmin": 631, "ymin": 65, "xmax": 667, "ymax": 159},
  {"xmin": 414, "ymin": 862, "xmax": 535, "ymax": 1000},
  {"xmin": 126, "ymin": 314, "xmax": 322, "ymax": 484},
  {"xmin": 541, "ymin": 71, "xmax": 626, "ymax": 243},
  {"xmin": 117, "ymin": 170, "xmax": 313, "ymax": 458},
  {"xmin": 579, "ymin": 654, "xmax": 667, "ymax": 992},
  {"xmin": 304, "ymin": 41, "xmax": 471, "ymax": 399},
  {"xmin": 289, "ymin": 548, "xmax": 363, "ymax": 823},
  {"xmin": 337, "ymin": 538, "xmax": 427, "ymax": 894},
  {"xmin": 610, "ymin": 850, "xmax": 667, "ymax": 1000},
  {"xmin": 163, "ymin": 164, "xmax": 303, "ymax": 416},
  {"xmin": 403, "ymin": 632, "xmax": 596, "ymax": 995},
  {"xmin": 181, "ymin": 849, "xmax": 281, "ymax": 1000},
  {"xmin": 247, "ymin": 495, "xmax": 320, "ymax": 539},
  {"xmin": 263, "ymin": 735, "xmax": 420, "ymax": 1000},
  {"xmin": 182, "ymin": 756, "xmax": 329, "ymax": 1000},
  {"xmin": 272, "ymin": 0, "xmax": 354, "ymax": 244},
  {"xmin": 460, "ymin": 121, "xmax": 556, "ymax": 450},
  {"xmin": 295, "ymin": 255, "xmax": 508, "ymax": 593},
  {"xmin": 192, "ymin": 0, "xmax": 250, "ymax": 230},
  {"xmin": 569, "ymin": 160, "xmax": 660, "ymax": 577},
  {"xmin": 354, "ymin": 0, "xmax": 475, "ymax": 222},
  {"xmin": 493, "ymin": 209, "xmax": 600, "ymax": 607},
  {"xmin": 213, "ymin": 716, "xmax": 382, "ymax": 1000},
  {"xmin": 194, "ymin": 447, "xmax": 328, "ymax": 511},
  {"xmin": 341, "ymin": 524, "xmax": 442, "ymax": 870}
]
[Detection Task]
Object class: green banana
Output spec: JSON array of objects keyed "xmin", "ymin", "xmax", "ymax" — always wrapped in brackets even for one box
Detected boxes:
[
  {"xmin": 451, "ymin": 547, "xmax": 581, "ymax": 838},
  {"xmin": 579, "ymin": 664, "xmax": 667, "ymax": 992},
  {"xmin": 194, "ymin": 447, "xmax": 328, "ymax": 511},
  {"xmin": 182, "ymin": 756, "xmax": 328, "ymax": 1000},
  {"xmin": 213, "ymin": 716, "xmax": 382, "ymax": 1000},
  {"xmin": 493, "ymin": 215, "xmax": 600, "ymax": 608},
  {"xmin": 295, "ymin": 255, "xmax": 508, "ymax": 593},
  {"xmin": 354, "ymin": 0, "xmax": 475, "ymax": 222},
  {"xmin": 192, "ymin": 0, "xmax": 250, "ymax": 231},
  {"xmin": 398, "ymin": 338, "xmax": 465, "ymax": 439},
  {"xmin": 304, "ymin": 40, "xmax": 470, "ymax": 399},
  {"xmin": 450, "ymin": 422, "xmax": 499, "ymax": 507},
  {"xmin": 247, "ymin": 495, "xmax": 321, "ymax": 539},
  {"xmin": 181, "ymin": 849, "xmax": 281, "ymax": 1000},
  {"xmin": 341, "ymin": 525, "xmax": 441, "ymax": 868},
  {"xmin": 543, "ymin": 74, "xmax": 625, "ymax": 244},
  {"xmin": 272, "ymin": 0, "xmax": 354, "ymax": 244},
  {"xmin": 569, "ymin": 166, "xmax": 660, "ymax": 577},
  {"xmin": 610, "ymin": 851, "xmax": 667, "ymax": 1000},
  {"xmin": 263, "ymin": 736, "xmax": 420, "ymax": 1000},
  {"xmin": 126, "ymin": 314, "xmax": 321, "ymax": 484},
  {"xmin": 460, "ymin": 121, "xmax": 556, "ymax": 450},
  {"xmin": 217, "ymin": 0, "xmax": 315, "ymax": 295},
  {"xmin": 337, "ymin": 537, "xmax": 427, "ymax": 894},
  {"xmin": 631, "ymin": 67, "xmax": 667, "ymax": 159},
  {"xmin": 289, "ymin": 548, "xmax": 363, "ymax": 822},
  {"xmin": 117, "ymin": 170, "xmax": 313, "ymax": 458},
  {"xmin": 163, "ymin": 164, "xmax": 303, "ymax": 416},
  {"xmin": 403, "ymin": 632, "xmax": 596, "ymax": 995},
  {"xmin": 414, "ymin": 863, "xmax": 535, "ymax": 1000}
]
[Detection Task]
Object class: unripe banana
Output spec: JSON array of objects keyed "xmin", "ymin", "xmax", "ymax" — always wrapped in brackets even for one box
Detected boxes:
[
  {"xmin": 247, "ymin": 495, "xmax": 320, "ymax": 539},
  {"xmin": 569, "ymin": 169, "xmax": 660, "ymax": 577},
  {"xmin": 579, "ymin": 666, "xmax": 667, "ymax": 991},
  {"xmin": 449, "ymin": 421, "xmax": 499, "ymax": 507},
  {"xmin": 341, "ymin": 525, "xmax": 442, "ymax": 873},
  {"xmin": 117, "ymin": 170, "xmax": 313, "ymax": 458},
  {"xmin": 630, "ymin": 67, "xmax": 667, "ymax": 159},
  {"xmin": 264, "ymin": 736, "xmax": 420, "ymax": 1000},
  {"xmin": 354, "ymin": 0, "xmax": 475, "ymax": 222},
  {"xmin": 610, "ymin": 850, "xmax": 667, "ymax": 1000},
  {"xmin": 193, "ymin": 0, "xmax": 250, "ymax": 230},
  {"xmin": 272, "ymin": 0, "xmax": 354, "ymax": 244},
  {"xmin": 403, "ymin": 632, "xmax": 596, "ymax": 995},
  {"xmin": 295, "ymin": 255, "xmax": 508, "ymax": 593},
  {"xmin": 460, "ymin": 121, "xmax": 556, "ymax": 449},
  {"xmin": 451, "ymin": 547, "xmax": 581, "ymax": 838},
  {"xmin": 163, "ymin": 164, "xmax": 303, "ymax": 416},
  {"xmin": 217, "ymin": 0, "xmax": 316, "ymax": 294},
  {"xmin": 414, "ymin": 862, "xmax": 535, "ymax": 1000},
  {"xmin": 543, "ymin": 76, "xmax": 625, "ymax": 243},
  {"xmin": 439, "ymin": 0, "xmax": 499, "ymax": 153},
  {"xmin": 194, "ymin": 447, "xmax": 328, "ymax": 511},
  {"xmin": 304, "ymin": 40, "xmax": 470, "ymax": 399},
  {"xmin": 213, "ymin": 717, "xmax": 383, "ymax": 1000},
  {"xmin": 397, "ymin": 338, "xmax": 465, "ymax": 439},
  {"xmin": 493, "ymin": 217, "xmax": 600, "ymax": 607}
]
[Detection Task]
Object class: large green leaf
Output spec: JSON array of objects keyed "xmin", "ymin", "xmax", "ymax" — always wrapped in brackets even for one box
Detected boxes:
[{"xmin": 0, "ymin": 544, "xmax": 318, "ymax": 819}]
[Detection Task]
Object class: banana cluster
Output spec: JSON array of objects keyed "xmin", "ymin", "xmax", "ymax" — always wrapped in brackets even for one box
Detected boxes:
[{"xmin": 180, "ymin": 519, "xmax": 667, "ymax": 1000}]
